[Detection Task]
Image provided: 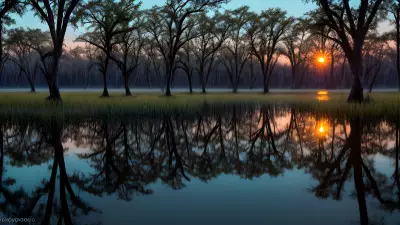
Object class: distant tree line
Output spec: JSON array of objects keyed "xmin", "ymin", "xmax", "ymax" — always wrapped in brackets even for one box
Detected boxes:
[{"xmin": 0, "ymin": 0, "xmax": 397, "ymax": 102}]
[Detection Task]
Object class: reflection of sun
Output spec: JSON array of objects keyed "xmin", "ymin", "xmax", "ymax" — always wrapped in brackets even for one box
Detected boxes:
[
  {"xmin": 316, "ymin": 95, "xmax": 329, "ymax": 101},
  {"xmin": 316, "ymin": 120, "xmax": 329, "ymax": 139},
  {"xmin": 319, "ymin": 125, "xmax": 324, "ymax": 133},
  {"xmin": 316, "ymin": 90, "xmax": 329, "ymax": 101},
  {"xmin": 317, "ymin": 90, "xmax": 328, "ymax": 95}
]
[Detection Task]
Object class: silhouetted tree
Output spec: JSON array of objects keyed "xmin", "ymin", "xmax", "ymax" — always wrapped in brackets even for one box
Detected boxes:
[
  {"xmin": 221, "ymin": 6, "xmax": 252, "ymax": 93},
  {"xmin": 247, "ymin": 8, "xmax": 294, "ymax": 93},
  {"xmin": 146, "ymin": 0, "xmax": 229, "ymax": 96},
  {"xmin": 4, "ymin": 28, "xmax": 45, "ymax": 92},
  {"xmin": 306, "ymin": 0, "xmax": 390, "ymax": 102},
  {"xmin": 74, "ymin": 0, "xmax": 141, "ymax": 97},
  {"xmin": 28, "ymin": 0, "xmax": 82, "ymax": 101}
]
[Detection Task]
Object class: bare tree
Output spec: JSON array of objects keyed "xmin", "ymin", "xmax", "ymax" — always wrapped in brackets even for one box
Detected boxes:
[
  {"xmin": 306, "ymin": 0, "xmax": 390, "ymax": 102},
  {"xmin": 221, "ymin": 6, "xmax": 252, "ymax": 93},
  {"xmin": 193, "ymin": 12, "xmax": 230, "ymax": 94},
  {"xmin": 363, "ymin": 34, "xmax": 390, "ymax": 92},
  {"xmin": 145, "ymin": 0, "xmax": 229, "ymax": 96},
  {"xmin": 28, "ymin": 0, "xmax": 82, "ymax": 101},
  {"xmin": 282, "ymin": 18, "xmax": 314, "ymax": 89},
  {"xmin": 66, "ymin": 45, "xmax": 96, "ymax": 89},
  {"xmin": 176, "ymin": 38, "xmax": 196, "ymax": 94},
  {"xmin": 110, "ymin": 11, "xmax": 146, "ymax": 96},
  {"xmin": 390, "ymin": 1, "xmax": 400, "ymax": 90},
  {"xmin": 0, "ymin": 1, "xmax": 24, "ymax": 82},
  {"xmin": 4, "ymin": 28, "xmax": 47, "ymax": 92},
  {"xmin": 74, "ymin": 0, "xmax": 140, "ymax": 97},
  {"xmin": 247, "ymin": 8, "xmax": 294, "ymax": 93}
]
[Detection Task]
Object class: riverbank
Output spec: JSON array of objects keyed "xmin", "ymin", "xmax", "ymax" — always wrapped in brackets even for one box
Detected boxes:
[{"xmin": 0, "ymin": 91, "xmax": 399, "ymax": 119}]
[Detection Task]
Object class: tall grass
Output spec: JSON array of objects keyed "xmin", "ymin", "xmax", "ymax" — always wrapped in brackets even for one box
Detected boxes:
[{"xmin": 0, "ymin": 91, "xmax": 399, "ymax": 120}]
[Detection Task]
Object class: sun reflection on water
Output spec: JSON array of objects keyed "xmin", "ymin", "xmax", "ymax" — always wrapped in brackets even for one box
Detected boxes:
[
  {"xmin": 316, "ymin": 90, "xmax": 329, "ymax": 101},
  {"xmin": 316, "ymin": 120, "xmax": 329, "ymax": 139}
]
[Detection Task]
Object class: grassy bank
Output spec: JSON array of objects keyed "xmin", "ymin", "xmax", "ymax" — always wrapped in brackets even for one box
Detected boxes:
[{"xmin": 0, "ymin": 91, "xmax": 399, "ymax": 119}]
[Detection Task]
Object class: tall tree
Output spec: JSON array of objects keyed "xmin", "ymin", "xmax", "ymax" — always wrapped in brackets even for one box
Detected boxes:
[
  {"xmin": 146, "ymin": 0, "xmax": 229, "ymax": 96},
  {"xmin": 0, "ymin": 1, "xmax": 24, "ymax": 82},
  {"xmin": 282, "ymin": 18, "xmax": 313, "ymax": 89},
  {"xmin": 28, "ymin": 0, "xmax": 82, "ymax": 101},
  {"xmin": 390, "ymin": 1, "xmax": 400, "ymax": 91},
  {"xmin": 74, "ymin": 0, "xmax": 141, "ymax": 97},
  {"xmin": 247, "ymin": 8, "xmax": 294, "ymax": 93},
  {"xmin": 111, "ymin": 11, "xmax": 146, "ymax": 96},
  {"xmin": 306, "ymin": 0, "xmax": 390, "ymax": 102},
  {"xmin": 221, "ymin": 6, "xmax": 252, "ymax": 93},
  {"xmin": 66, "ymin": 46, "xmax": 95, "ymax": 89},
  {"xmin": 363, "ymin": 33, "xmax": 389, "ymax": 93},
  {"xmin": 4, "ymin": 28, "xmax": 48, "ymax": 92},
  {"xmin": 193, "ymin": 12, "xmax": 230, "ymax": 94},
  {"xmin": 143, "ymin": 39, "xmax": 165, "ymax": 90},
  {"xmin": 176, "ymin": 37, "xmax": 196, "ymax": 94}
]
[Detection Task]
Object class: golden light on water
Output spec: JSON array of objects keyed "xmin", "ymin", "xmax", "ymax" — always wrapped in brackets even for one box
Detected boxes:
[
  {"xmin": 317, "ymin": 90, "xmax": 328, "ymax": 95},
  {"xmin": 316, "ymin": 120, "xmax": 329, "ymax": 139},
  {"xmin": 316, "ymin": 90, "xmax": 329, "ymax": 101},
  {"xmin": 319, "ymin": 125, "xmax": 325, "ymax": 134}
]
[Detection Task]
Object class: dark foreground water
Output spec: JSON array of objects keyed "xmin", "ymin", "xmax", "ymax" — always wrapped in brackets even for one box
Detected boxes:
[{"xmin": 0, "ymin": 106, "xmax": 399, "ymax": 225}]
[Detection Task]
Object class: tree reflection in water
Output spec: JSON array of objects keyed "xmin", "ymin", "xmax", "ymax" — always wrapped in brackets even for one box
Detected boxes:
[{"xmin": 0, "ymin": 106, "xmax": 399, "ymax": 224}]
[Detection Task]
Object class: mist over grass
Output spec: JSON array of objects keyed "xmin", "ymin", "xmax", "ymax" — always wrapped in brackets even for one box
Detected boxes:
[{"xmin": 0, "ymin": 91, "xmax": 399, "ymax": 122}]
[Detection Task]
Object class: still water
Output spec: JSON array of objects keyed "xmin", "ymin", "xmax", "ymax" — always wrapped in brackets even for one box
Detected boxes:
[{"xmin": 0, "ymin": 106, "xmax": 399, "ymax": 225}]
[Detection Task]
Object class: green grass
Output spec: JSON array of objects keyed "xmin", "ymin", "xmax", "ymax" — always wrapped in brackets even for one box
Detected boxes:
[{"xmin": 0, "ymin": 91, "xmax": 399, "ymax": 120}]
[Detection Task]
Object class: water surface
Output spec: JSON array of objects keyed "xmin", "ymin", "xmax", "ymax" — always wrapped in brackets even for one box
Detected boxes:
[{"xmin": 0, "ymin": 106, "xmax": 399, "ymax": 225}]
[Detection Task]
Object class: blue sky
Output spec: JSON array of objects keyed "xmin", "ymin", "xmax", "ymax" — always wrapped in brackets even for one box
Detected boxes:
[
  {"xmin": 12, "ymin": 0, "xmax": 317, "ymax": 45},
  {"xmin": 11, "ymin": 0, "xmax": 390, "ymax": 46}
]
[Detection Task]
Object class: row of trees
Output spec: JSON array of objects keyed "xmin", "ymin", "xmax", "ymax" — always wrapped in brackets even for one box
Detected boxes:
[{"xmin": 0, "ymin": 0, "xmax": 398, "ymax": 102}]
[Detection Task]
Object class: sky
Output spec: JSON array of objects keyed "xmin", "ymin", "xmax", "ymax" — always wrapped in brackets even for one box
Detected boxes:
[
  {"xmin": 11, "ymin": 0, "xmax": 317, "ymax": 46},
  {"xmin": 10, "ymin": 0, "xmax": 390, "ymax": 47}
]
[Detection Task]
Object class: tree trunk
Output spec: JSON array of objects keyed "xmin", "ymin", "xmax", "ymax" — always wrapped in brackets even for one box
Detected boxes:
[
  {"xmin": 101, "ymin": 53, "xmax": 110, "ymax": 97},
  {"xmin": 291, "ymin": 66, "xmax": 296, "ymax": 89},
  {"xmin": 341, "ymin": 58, "xmax": 347, "ymax": 88},
  {"xmin": 232, "ymin": 86, "xmax": 238, "ymax": 93},
  {"xmin": 102, "ymin": 72, "xmax": 109, "ymax": 97},
  {"xmin": 188, "ymin": 74, "xmax": 193, "ymax": 94},
  {"xmin": 45, "ymin": 58, "xmax": 62, "ymax": 102},
  {"xmin": 263, "ymin": 74, "xmax": 268, "ymax": 93},
  {"xmin": 349, "ymin": 118, "xmax": 369, "ymax": 225},
  {"xmin": 164, "ymin": 60, "xmax": 174, "ymax": 96},
  {"xmin": 347, "ymin": 56, "xmax": 364, "ymax": 102},
  {"xmin": 165, "ymin": 73, "xmax": 172, "ymax": 96},
  {"xmin": 250, "ymin": 59, "xmax": 255, "ymax": 90},
  {"xmin": 124, "ymin": 72, "xmax": 131, "ymax": 96},
  {"xmin": 368, "ymin": 65, "xmax": 381, "ymax": 93},
  {"xmin": 329, "ymin": 47, "xmax": 335, "ymax": 90},
  {"xmin": 397, "ymin": 6, "xmax": 400, "ymax": 91},
  {"xmin": 27, "ymin": 77, "xmax": 36, "ymax": 93},
  {"xmin": 348, "ymin": 76, "xmax": 363, "ymax": 102},
  {"xmin": 201, "ymin": 85, "xmax": 206, "ymax": 94},
  {"xmin": 263, "ymin": 70, "xmax": 269, "ymax": 94},
  {"xmin": 199, "ymin": 67, "xmax": 207, "ymax": 94}
]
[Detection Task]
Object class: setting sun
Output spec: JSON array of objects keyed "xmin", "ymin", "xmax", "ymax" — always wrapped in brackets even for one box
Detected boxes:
[{"xmin": 318, "ymin": 57, "xmax": 325, "ymax": 63}]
